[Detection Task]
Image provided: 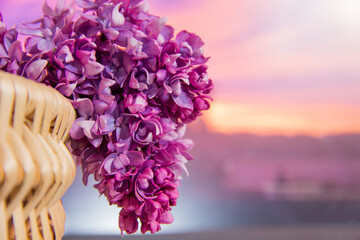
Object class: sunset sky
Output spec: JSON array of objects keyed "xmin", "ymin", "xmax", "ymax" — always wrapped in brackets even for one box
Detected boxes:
[{"xmin": 1, "ymin": 0, "xmax": 359, "ymax": 136}]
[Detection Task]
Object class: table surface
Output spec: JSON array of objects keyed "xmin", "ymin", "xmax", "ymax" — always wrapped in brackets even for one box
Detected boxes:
[{"xmin": 64, "ymin": 224, "xmax": 360, "ymax": 240}]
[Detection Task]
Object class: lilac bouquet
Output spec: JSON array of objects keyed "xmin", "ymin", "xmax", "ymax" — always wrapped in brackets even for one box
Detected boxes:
[{"xmin": 0, "ymin": 0, "xmax": 213, "ymax": 234}]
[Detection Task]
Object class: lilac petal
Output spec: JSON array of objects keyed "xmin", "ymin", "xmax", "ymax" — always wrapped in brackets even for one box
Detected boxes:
[
  {"xmin": 175, "ymin": 30, "xmax": 189, "ymax": 45},
  {"xmin": 138, "ymin": 178, "xmax": 149, "ymax": 189},
  {"xmin": 173, "ymin": 72, "xmax": 190, "ymax": 85},
  {"xmin": 111, "ymin": 157, "xmax": 124, "ymax": 170},
  {"xmin": 25, "ymin": 37, "xmax": 42, "ymax": 54},
  {"xmin": 0, "ymin": 44, "xmax": 8, "ymax": 58},
  {"xmin": 176, "ymin": 139, "xmax": 194, "ymax": 151},
  {"xmin": 111, "ymin": 3, "xmax": 125, "ymax": 27},
  {"xmin": 84, "ymin": 61, "xmax": 104, "ymax": 76},
  {"xmin": 17, "ymin": 27, "xmax": 44, "ymax": 37},
  {"xmin": 103, "ymin": 29, "xmax": 119, "ymax": 41},
  {"xmin": 145, "ymin": 83, "xmax": 158, "ymax": 99},
  {"xmin": 134, "ymin": 130, "xmax": 153, "ymax": 145},
  {"xmin": 98, "ymin": 89, "xmax": 114, "ymax": 103},
  {"xmin": 145, "ymin": 119, "xmax": 162, "ymax": 135},
  {"xmin": 155, "ymin": 168, "xmax": 168, "ymax": 184},
  {"xmin": 129, "ymin": 0, "xmax": 149, "ymax": 14},
  {"xmin": 26, "ymin": 59, "xmax": 48, "ymax": 80},
  {"xmin": 122, "ymin": 55, "xmax": 135, "ymax": 73},
  {"xmin": 176, "ymin": 30, "xmax": 204, "ymax": 58},
  {"xmin": 182, "ymin": 151, "xmax": 194, "ymax": 161},
  {"xmin": 53, "ymin": 28, "xmax": 64, "ymax": 43},
  {"xmin": 89, "ymin": 136, "xmax": 103, "ymax": 148},
  {"xmin": 154, "ymin": 149, "xmax": 172, "ymax": 164},
  {"xmin": 93, "ymin": 99, "xmax": 108, "ymax": 115},
  {"xmin": 126, "ymin": 37, "xmax": 140, "ymax": 53},
  {"xmin": 147, "ymin": 203, "xmax": 161, "ymax": 221},
  {"xmin": 160, "ymin": 118, "xmax": 177, "ymax": 133},
  {"xmin": 55, "ymin": 45, "xmax": 74, "ymax": 67},
  {"xmin": 176, "ymin": 124, "xmax": 187, "ymax": 139},
  {"xmin": 8, "ymin": 41, "xmax": 22, "ymax": 62},
  {"xmin": 77, "ymin": 120, "xmax": 95, "ymax": 139},
  {"xmin": 147, "ymin": 17, "xmax": 167, "ymax": 39},
  {"xmin": 77, "ymin": 10, "xmax": 99, "ymax": 23},
  {"xmin": 99, "ymin": 78, "xmax": 116, "ymax": 95},
  {"xmin": 77, "ymin": 98, "xmax": 94, "ymax": 118},
  {"xmin": 37, "ymin": 38, "xmax": 54, "ymax": 53},
  {"xmin": 65, "ymin": 61, "xmax": 83, "ymax": 74},
  {"xmin": 126, "ymin": 151, "xmax": 145, "ymax": 167},
  {"xmin": 75, "ymin": 0, "xmax": 96, "ymax": 8},
  {"xmin": 170, "ymin": 80, "xmax": 181, "ymax": 96},
  {"xmin": 187, "ymin": 35, "xmax": 204, "ymax": 59},
  {"xmin": 158, "ymin": 25, "xmax": 174, "ymax": 44},
  {"xmin": 126, "ymin": 94, "xmax": 148, "ymax": 114},
  {"xmin": 76, "ymin": 50, "xmax": 92, "ymax": 65},
  {"xmin": 141, "ymin": 167, "xmax": 154, "ymax": 179},
  {"xmin": 164, "ymin": 187, "xmax": 179, "ymax": 200},
  {"xmin": 65, "ymin": 70, "xmax": 79, "ymax": 82},
  {"xmin": 156, "ymin": 193, "xmax": 169, "ymax": 205},
  {"xmin": 99, "ymin": 115, "xmax": 115, "ymax": 134},
  {"xmin": 160, "ymin": 211, "xmax": 174, "ymax": 224},
  {"xmin": 122, "ymin": 196, "xmax": 139, "ymax": 212},
  {"xmin": 142, "ymin": 38, "xmax": 161, "ymax": 57},
  {"xmin": 7, "ymin": 61, "xmax": 19, "ymax": 73},
  {"xmin": 129, "ymin": 71, "xmax": 139, "ymax": 89},
  {"xmin": 55, "ymin": 0, "xmax": 65, "ymax": 13},
  {"xmin": 194, "ymin": 97, "xmax": 210, "ymax": 111},
  {"xmin": 55, "ymin": 82, "xmax": 76, "ymax": 96},
  {"xmin": 0, "ymin": 59, "xmax": 8, "ymax": 68},
  {"xmin": 117, "ymin": 29, "xmax": 132, "ymax": 43},
  {"xmin": 103, "ymin": 153, "xmax": 117, "ymax": 173},
  {"xmin": 58, "ymin": 46, "xmax": 74, "ymax": 63},
  {"xmin": 172, "ymin": 91, "xmax": 194, "ymax": 110},
  {"xmin": 119, "ymin": 211, "xmax": 138, "ymax": 235},
  {"xmin": 117, "ymin": 154, "xmax": 130, "ymax": 168},
  {"xmin": 43, "ymin": 0, "xmax": 55, "ymax": 16},
  {"xmin": 179, "ymin": 41, "xmax": 193, "ymax": 56},
  {"xmin": 3, "ymin": 29, "xmax": 17, "ymax": 51},
  {"xmin": 171, "ymin": 162, "xmax": 189, "ymax": 178},
  {"xmin": 163, "ymin": 82, "xmax": 172, "ymax": 94},
  {"xmin": 163, "ymin": 53, "xmax": 181, "ymax": 68},
  {"xmin": 156, "ymin": 69, "xmax": 168, "ymax": 83},
  {"xmin": 69, "ymin": 118, "xmax": 85, "ymax": 139},
  {"xmin": 135, "ymin": 202, "xmax": 145, "ymax": 216}
]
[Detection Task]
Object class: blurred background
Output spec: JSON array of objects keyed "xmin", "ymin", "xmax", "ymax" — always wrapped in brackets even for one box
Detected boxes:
[{"xmin": 1, "ymin": 0, "xmax": 360, "ymax": 239}]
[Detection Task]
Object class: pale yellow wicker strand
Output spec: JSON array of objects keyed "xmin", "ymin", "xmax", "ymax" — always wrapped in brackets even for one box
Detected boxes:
[
  {"xmin": 1, "ymin": 77, "xmax": 37, "ymax": 240},
  {"xmin": 0, "ymin": 138, "xmax": 20, "ymax": 240},
  {"xmin": 0, "ymin": 71, "xmax": 76, "ymax": 240},
  {"xmin": 0, "ymin": 78, "xmax": 20, "ymax": 240},
  {"xmin": 1, "ymin": 74, "xmax": 42, "ymax": 240},
  {"xmin": 12, "ymin": 74, "xmax": 43, "ymax": 240},
  {"xmin": 24, "ymin": 76, "xmax": 56, "ymax": 240},
  {"xmin": 40, "ymin": 92, "xmax": 74, "ymax": 240}
]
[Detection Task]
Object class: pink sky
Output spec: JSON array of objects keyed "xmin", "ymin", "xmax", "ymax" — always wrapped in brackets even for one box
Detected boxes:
[
  {"xmin": 1, "ymin": 0, "xmax": 360, "ymax": 136},
  {"xmin": 149, "ymin": 0, "xmax": 360, "ymax": 136}
]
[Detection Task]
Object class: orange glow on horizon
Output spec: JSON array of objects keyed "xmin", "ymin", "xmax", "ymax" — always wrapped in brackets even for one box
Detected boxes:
[{"xmin": 203, "ymin": 101, "xmax": 360, "ymax": 136}]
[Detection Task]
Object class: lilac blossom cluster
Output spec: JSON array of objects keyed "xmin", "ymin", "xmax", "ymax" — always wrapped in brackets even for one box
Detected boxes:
[{"xmin": 0, "ymin": 0, "xmax": 213, "ymax": 234}]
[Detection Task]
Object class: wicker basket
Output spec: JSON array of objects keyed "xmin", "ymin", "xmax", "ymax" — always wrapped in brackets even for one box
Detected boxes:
[{"xmin": 0, "ymin": 71, "xmax": 76, "ymax": 240}]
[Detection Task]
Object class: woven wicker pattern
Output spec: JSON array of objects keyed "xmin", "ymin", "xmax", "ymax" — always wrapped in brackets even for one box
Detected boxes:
[{"xmin": 0, "ymin": 71, "xmax": 76, "ymax": 240}]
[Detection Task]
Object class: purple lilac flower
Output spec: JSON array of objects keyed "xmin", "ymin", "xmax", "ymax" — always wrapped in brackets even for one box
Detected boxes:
[{"xmin": 0, "ymin": 0, "xmax": 213, "ymax": 235}]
